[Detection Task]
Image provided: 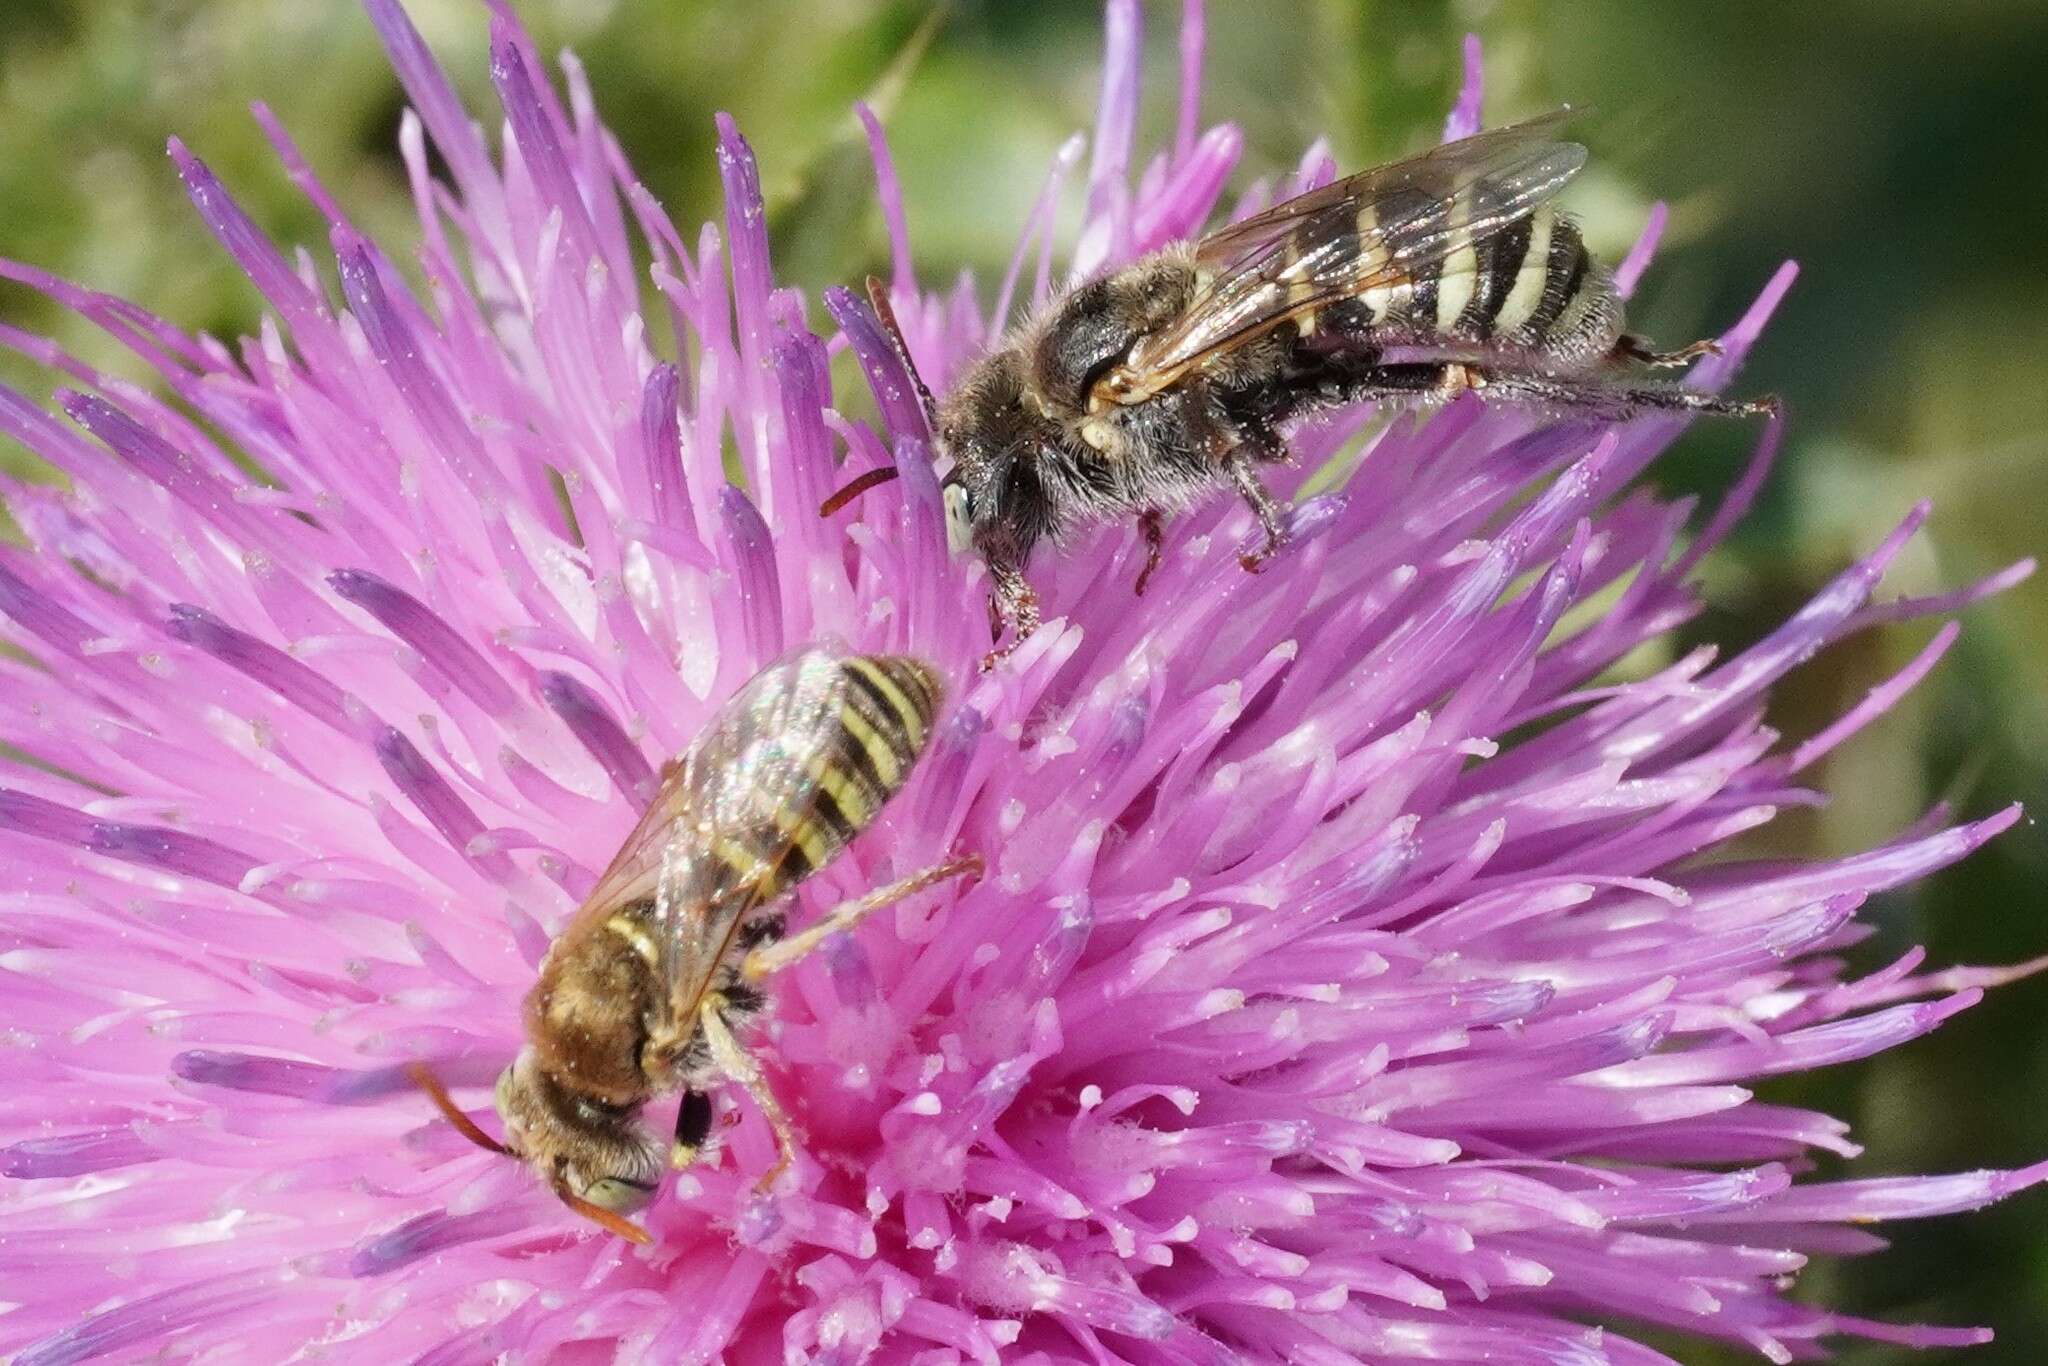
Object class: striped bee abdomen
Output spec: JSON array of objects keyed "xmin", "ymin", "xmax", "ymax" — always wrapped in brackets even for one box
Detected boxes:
[
  {"xmin": 1316, "ymin": 198, "xmax": 1621, "ymax": 368},
  {"xmin": 1477, "ymin": 205, "xmax": 1621, "ymax": 362},
  {"xmin": 719, "ymin": 652, "xmax": 943, "ymax": 911},
  {"xmin": 802, "ymin": 653, "xmax": 940, "ymax": 858}
]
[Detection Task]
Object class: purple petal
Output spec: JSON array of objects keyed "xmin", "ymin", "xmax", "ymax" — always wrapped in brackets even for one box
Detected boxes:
[
  {"xmin": 329, "ymin": 568, "xmax": 520, "ymax": 717},
  {"xmin": 1443, "ymin": 34, "xmax": 1486, "ymax": 141}
]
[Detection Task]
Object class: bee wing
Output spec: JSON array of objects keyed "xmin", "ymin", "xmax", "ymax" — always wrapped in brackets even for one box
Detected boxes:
[
  {"xmin": 646, "ymin": 646, "xmax": 857, "ymax": 1021},
  {"xmin": 1121, "ymin": 110, "xmax": 1587, "ymax": 387},
  {"xmin": 564, "ymin": 755, "xmax": 698, "ymax": 932}
]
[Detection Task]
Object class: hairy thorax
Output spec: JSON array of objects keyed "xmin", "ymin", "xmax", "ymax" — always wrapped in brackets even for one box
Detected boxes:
[
  {"xmin": 937, "ymin": 247, "xmax": 1230, "ymax": 550},
  {"xmin": 525, "ymin": 923, "xmax": 661, "ymax": 1104}
]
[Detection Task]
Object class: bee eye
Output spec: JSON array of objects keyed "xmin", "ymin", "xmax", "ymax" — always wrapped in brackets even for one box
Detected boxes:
[
  {"xmin": 578, "ymin": 1174, "xmax": 656, "ymax": 1214},
  {"xmin": 492, "ymin": 1065, "xmax": 517, "ymax": 1121},
  {"xmin": 942, "ymin": 482, "xmax": 975, "ymax": 557}
]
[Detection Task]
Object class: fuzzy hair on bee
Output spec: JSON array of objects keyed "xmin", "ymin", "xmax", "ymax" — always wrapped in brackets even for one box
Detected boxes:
[
  {"xmin": 408, "ymin": 645, "xmax": 980, "ymax": 1242},
  {"xmin": 919, "ymin": 111, "xmax": 1776, "ymax": 666}
]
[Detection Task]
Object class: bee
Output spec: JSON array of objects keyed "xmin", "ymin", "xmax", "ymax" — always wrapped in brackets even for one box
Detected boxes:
[
  {"xmin": 903, "ymin": 111, "xmax": 1776, "ymax": 661},
  {"xmin": 408, "ymin": 644, "xmax": 979, "ymax": 1242}
]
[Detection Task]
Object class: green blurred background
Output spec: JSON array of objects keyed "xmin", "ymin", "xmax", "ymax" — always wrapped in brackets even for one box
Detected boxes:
[{"xmin": 1, "ymin": 1, "xmax": 2042, "ymax": 1359}]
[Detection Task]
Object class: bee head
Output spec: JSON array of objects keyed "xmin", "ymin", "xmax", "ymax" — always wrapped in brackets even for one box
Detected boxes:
[
  {"xmin": 935, "ymin": 349, "xmax": 1061, "ymax": 568},
  {"xmin": 493, "ymin": 1049, "xmax": 661, "ymax": 1217}
]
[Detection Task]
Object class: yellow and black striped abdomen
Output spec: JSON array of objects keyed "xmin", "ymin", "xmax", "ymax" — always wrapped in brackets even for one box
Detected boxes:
[
  {"xmin": 714, "ymin": 652, "xmax": 943, "ymax": 911},
  {"xmin": 800, "ymin": 653, "xmax": 941, "ymax": 863},
  {"xmin": 1465, "ymin": 204, "xmax": 1622, "ymax": 364},
  {"xmin": 1330, "ymin": 199, "xmax": 1619, "ymax": 366}
]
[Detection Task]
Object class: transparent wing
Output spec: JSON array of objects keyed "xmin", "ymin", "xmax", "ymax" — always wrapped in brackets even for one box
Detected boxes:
[
  {"xmin": 569, "ymin": 759, "xmax": 696, "ymax": 928},
  {"xmin": 1119, "ymin": 111, "xmax": 1586, "ymax": 388},
  {"xmin": 649, "ymin": 645, "xmax": 855, "ymax": 1019}
]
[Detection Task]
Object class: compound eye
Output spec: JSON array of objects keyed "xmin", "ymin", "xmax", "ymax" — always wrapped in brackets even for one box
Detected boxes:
[
  {"xmin": 942, "ymin": 481, "xmax": 975, "ymax": 557},
  {"xmin": 491, "ymin": 1066, "xmax": 519, "ymax": 1128},
  {"xmin": 578, "ymin": 1174, "xmax": 657, "ymax": 1214}
]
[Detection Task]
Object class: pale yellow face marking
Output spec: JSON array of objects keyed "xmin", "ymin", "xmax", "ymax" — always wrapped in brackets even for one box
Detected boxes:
[
  {"xmin": 604, "ymin": 913, "xmax": 661, "ymax": 967},
  {"xmin": 844, "ymin": 657, "xmax": 927, "ymax": 749},
  {"xmin": 942, "ymin": 483, "xmax": 973, "ymax": 557},
  {"xmin": 1492, "ymin": 204, "xmax": 1553, "ymax": 336},
  {"xmin": 1079, "ymin": 418, "xmax": 1117, "ymax": 453}
]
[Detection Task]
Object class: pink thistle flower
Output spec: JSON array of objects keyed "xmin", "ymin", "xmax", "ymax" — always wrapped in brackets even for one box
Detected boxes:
[{"xmin": 0, "ymin": 2, "xmax": 2040, "ymax": 1362}]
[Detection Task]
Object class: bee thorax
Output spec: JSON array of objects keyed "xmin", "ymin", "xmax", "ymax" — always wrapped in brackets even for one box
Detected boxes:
[{"xmin": 524, "ymin": 906, "xmax": 663, "ymax": 1103}]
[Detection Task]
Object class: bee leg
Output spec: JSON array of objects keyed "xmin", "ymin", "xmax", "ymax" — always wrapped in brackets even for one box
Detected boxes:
[
  {"xmin": 742, "ymin": 854, "xmax": 983, "ymax": 981},
  {"xmin": 1432, "ymin": 362, "xmax": 1486, "ymax": 401},
  {"xmin": 980, "ymin": 562, "xmax": 1040, "ymax": 671},
  {"xmin": 1134, "ymin": 510, "xmax": 1166, "ymax": 596},
  {"xmin": 1612, "ymin": 334, "xmax": 1721, "ymax": 369},
  {"xmin": 1228, "ymin": 452, "xmax": 1288, "ymax": 573},
  {"xmin": 696, "ymin": 998, "xmax": 800, "ymax": 1194},
  {"xmin": 1316, "ymin": 361, "xmax": 1468, "ymax": 410},
  {"xmin": 1236, "ymin": 408, "xmax": 1293, "ymax": 466},
  {"xmin": 668, "ymin": 1088, "xmax": 715, "ymax": 1170},
  {"xmin": 1480, "ymin": 372, "xmax": 1779, "ymax": 420}
]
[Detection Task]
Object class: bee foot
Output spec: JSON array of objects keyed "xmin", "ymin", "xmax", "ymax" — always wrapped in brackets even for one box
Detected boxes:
[
  {"xmin": 752, "ymin": 1151, "xmax": 792, "ymax": 1196},
  {"xmin": 1617, "ymin": 334, "xmax": 1723, "ymax": 369},
  {"xmin": 979, "ymin": 625, "xmax": 1034, "ymax": 672},
  {"xmin": 1238, "ymin": 526, "xmax": 1290, "ymax": 574},
  {"xmin": 1135, "ymin": 509, "xmax": 1166, "ymax": 595}
]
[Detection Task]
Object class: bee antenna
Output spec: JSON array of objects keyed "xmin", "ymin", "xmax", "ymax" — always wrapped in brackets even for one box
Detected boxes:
[
  {"xmin": 865, "ymin": 274, "xmax": 939, "ymax": 437},
  {"xmin": 404, "ymin": 1061, "xmax": 516, "ymax": 1158},
  {"xmin": 821, "ymin": 277, "xmax": 941, "ymax": 522},
  {"xmin": 818, "ymin": 465, "xmax": 901, "ymax": 518},
  {"xmin": 554, "ymin": 1185, "xmax": 655, "ymax": 1245}
]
